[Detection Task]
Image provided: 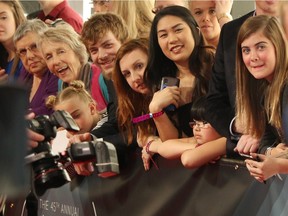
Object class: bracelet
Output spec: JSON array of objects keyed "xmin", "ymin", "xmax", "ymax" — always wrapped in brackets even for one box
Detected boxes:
[
  {"xmin": 145, "ymin": 139, "xmax": 155, "ymax": 154},
  {"xmin": 132, "ymin": 110, "xmax": 164, "ymax": 124},
  {"xmin": 217, "ymin": 13, "xmax": 233, "ymax": 22}
]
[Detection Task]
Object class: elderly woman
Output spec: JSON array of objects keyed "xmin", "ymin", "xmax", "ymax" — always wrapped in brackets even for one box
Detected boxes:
[
  {"xmin": 14, "ymin": 19, "xmax": 58, "ymax": 115},
  {"xmin": 38, "ymin": 24, "xmax": 108, "ymax": 113}
]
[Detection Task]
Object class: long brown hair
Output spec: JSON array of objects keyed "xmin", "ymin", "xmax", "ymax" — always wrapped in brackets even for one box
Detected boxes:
[
  {"xmin": 0, "ymin": 0, "xmax": 26, "ymax": 72},
  {"xmin": 235, "ymin": 15, "xmax": 288, "ymax": 138},
  {"xmin": 113, "ymin": 38, "xmax": 155, "ymax": 144}
]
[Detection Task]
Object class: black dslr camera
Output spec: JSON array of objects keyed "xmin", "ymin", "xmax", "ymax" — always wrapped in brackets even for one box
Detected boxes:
[{"xmin": 26, "ymin": 110, "xmax": 119, "ymax": 196}]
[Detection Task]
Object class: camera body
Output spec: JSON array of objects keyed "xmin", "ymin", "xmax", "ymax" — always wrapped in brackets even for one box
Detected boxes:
[{"xmin": 27, "ymin": 110, "xmax": 119, "ymax": 196}]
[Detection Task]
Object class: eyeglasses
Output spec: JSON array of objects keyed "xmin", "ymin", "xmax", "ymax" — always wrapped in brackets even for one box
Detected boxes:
[
  {"xmin": 189, "ymin": 120, "xmax": 209, "ymax": 129},
  {"xmin": 17, "ymin": 43, "xmax": 38, "ymax": 57},
  {"xmin": 90, "ymin": 0, "xmax": 109, "ymax": 6}
]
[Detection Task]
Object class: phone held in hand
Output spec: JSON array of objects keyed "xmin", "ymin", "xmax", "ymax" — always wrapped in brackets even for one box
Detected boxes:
[{"xmin": 160, "ymin": 77, "xmax": 180, "ymax": 112}]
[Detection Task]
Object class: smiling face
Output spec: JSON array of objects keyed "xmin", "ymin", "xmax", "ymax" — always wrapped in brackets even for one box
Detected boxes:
[
  {"xmin": 189, "ymin": 1, "xmax": 220, "ymax": 46},
  {"xmin": 41, "ymin": 41, "xmax": 82, "ymax": 83},
  {"xmin": 119, "ymin": 48, "xmax": 149, "ymax": 95},
  {"xmin": 157, "ymin": 15, "xmax": 195, "ymax": 67},
  {"xmin": 0, "ymin": 2, "xmax": 16, "ymax": 45},
  {"xmin": 87, "ymin": 31, "xmax": 122, "ymax": 80},
  {"xmin": 15, "ymin": 32, "xmax": 47, "ymax": 76},
  {"xmin": 241, "ymin": 32, "xmax": 276, "ymax": 82}
]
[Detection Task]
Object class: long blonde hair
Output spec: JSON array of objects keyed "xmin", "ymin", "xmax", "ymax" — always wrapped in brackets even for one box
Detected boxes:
[
  {"xmin": 112, "ymin": 0, "xmax": 154, "ymax": 39},
  {"xmin": 235, "ymin": 15, "xmax": 288, "ymax": 138}
]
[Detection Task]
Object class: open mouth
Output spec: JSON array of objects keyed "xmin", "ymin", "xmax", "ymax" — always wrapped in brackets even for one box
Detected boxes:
[
  {"xmin": 57, "ymin": 65, "xmax": 68, "ymax": 75},
  {"xmin": 170, "ymin": 45, "xmax": 183, "ymax": 54}
]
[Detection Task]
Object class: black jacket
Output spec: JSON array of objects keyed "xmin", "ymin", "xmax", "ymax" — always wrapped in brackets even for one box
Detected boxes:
[{"xmin": 205, "ymin": 11, "xmax": 254, "ymax": 157}]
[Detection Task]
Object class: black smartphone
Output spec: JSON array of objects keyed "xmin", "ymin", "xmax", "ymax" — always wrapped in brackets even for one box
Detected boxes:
[{"xmin": 160, "ymin": 77, "xmax": 180, "ymax": 111}]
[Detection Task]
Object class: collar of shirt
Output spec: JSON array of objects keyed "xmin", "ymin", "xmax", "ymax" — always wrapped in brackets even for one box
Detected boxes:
[{"xmin": 38, "ymin": 0, "xmax": 68, "ymax": 21}]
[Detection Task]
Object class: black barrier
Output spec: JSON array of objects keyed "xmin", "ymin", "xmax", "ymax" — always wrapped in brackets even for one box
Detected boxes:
[{"xmin": 4, "ymin": 148, "xmax": 288, "ymax": 216}]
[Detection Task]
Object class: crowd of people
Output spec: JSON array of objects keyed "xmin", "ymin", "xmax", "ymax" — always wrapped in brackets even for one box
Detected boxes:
[{"xmin": 2, "ymin": 0, "xmax": 288, "ymax": 210}]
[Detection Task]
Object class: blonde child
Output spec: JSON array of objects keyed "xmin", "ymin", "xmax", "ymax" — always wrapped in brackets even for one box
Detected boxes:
[{"xmin": 46, "ymin": 80, "xmax": 107, "ymax": 135}]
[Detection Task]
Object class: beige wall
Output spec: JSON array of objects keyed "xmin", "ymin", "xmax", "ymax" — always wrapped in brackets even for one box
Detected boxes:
[{"xmin": 231, "ymin": 1, "xmax": 255, "ymax": 19}]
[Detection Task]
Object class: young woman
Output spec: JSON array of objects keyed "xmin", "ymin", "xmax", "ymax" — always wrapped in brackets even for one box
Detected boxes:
[
  {"xmin": 145, "ymin": 6, "xmax": 215, "ymax": 142},
  {"xmin": 0, "ymin": 0, "xmax": 26, "ymax": 82},
  {"xmin": 113, "ymin": 38, "xmax": 155, "ymax": 144},
  {"xmin": 234, "ymin": 15, "xmax": 288, "ymax": 182}
]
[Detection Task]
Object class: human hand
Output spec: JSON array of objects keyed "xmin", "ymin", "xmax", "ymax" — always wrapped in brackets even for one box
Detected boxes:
[
  {"xmin": 245, "ymin": 153, "xmax": 279, "ymax": 183},
  {"xmin": 72, "ymin": 161, "xmax": 94, "ymax": 176},
  {"xmin": 141, "ymin": 136, "xmax": 159, "ymax": 171},
  {"xmin": 149, "ymin": 87, "xmax": 180, "ymax": 113},
  {"xmin": 272, "ymin": 143, "xmax": 288, "ymax": 156},
  {"xmin": 234, "ymin": 134, "xmax": 259, "ymax": 154},
  {"xmin": 68, "ymin": 133, "xmax": 94, "ymax": 176},
  {"xmin": 214, "ymin": 0, "xmax": 233, "ymax": 16},
  {"xmin": 26, "ymin": 112, "xmax": 44, "ymax": 148},
  {"xmin": 141, "ymin": 147, "xmax": 152, "ymax": 171},
  {"xmin": 68, "ymin": 133, "xmax": 92, "ymax": 146},
  {"xmin": 27, "ymin": 129, "xmax": 44, "ymax": 148}
]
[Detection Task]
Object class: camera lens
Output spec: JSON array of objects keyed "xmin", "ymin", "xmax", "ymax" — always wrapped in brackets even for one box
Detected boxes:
[{"xmin": 32, "ymin": 154, "xmax": 70, "ymax": 196}]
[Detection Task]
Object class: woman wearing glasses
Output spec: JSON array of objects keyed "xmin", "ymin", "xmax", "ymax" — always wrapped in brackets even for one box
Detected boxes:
[{"xmin": 14, "ymin": 19, "xmax": 58, "ymax": 116}]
